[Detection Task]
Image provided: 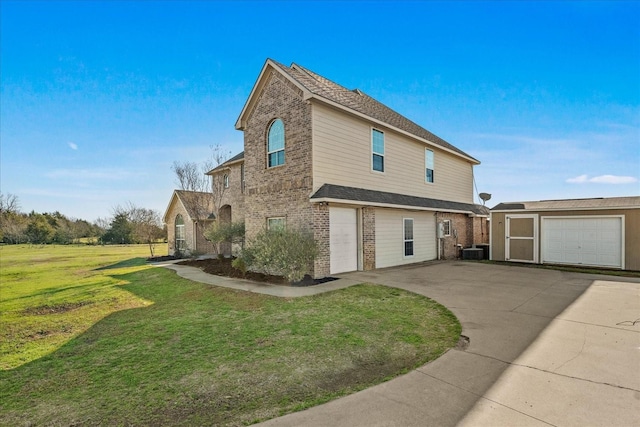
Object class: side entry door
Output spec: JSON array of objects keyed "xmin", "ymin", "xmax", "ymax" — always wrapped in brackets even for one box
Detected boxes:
[{"xmin": 505, "ymin": 214, "xmax": 538, "ymax": 263}]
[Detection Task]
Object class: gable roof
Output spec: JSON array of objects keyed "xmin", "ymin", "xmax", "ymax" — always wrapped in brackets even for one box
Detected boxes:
[
  {"xmin": 162, "ymin": 190, "xmax": 215, "ymax": 223},
  {"xmin": 236, "ymin": 59, "xmax": 478, "ymax": 164},
  {"xmin": 492, "ymin": 196, "xmax": 640, "ymax": 212},
  {"xmin": 311, "ymin": 184, "xmax": 490, "ymax": 216},
  {"xmin": 206, "ymin": 151, "xmax": 244, "ymax": 175}
]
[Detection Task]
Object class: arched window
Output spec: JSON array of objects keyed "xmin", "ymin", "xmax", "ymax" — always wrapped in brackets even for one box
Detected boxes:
[
  {"xmin": 267, "ymin": 119, "xmax": 285, "ymax": 167},
  {"xmin": 175, "ymin": 214, "xmax": 185, "ymax": 250}
]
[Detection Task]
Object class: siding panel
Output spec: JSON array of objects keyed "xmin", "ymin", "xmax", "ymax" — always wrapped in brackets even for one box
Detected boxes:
[
  {"xmin": 375, "ymin": 209, "xmax": 436, "ymax": 268},
  {"xmin": 312, "ymin": 103, "xmax": 474, "ymax": 204}
]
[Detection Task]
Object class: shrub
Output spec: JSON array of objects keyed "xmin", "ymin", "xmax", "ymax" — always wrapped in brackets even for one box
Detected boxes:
[
  {"xmin": 244, "ymin": 227, "xmax": 319, "ymax": 283},
  {"xmin": 231, "ymin": 257, "xmax": 247, "ymax": 276},
  {"xmin": 204, "ymin": 221, "xmax": 245, "ymax": 255}
]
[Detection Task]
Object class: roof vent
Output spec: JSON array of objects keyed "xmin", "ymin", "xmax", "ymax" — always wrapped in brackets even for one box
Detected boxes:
[{"xmin": 352, "ymin": 89, "xmax": 363, "ymax": 95}]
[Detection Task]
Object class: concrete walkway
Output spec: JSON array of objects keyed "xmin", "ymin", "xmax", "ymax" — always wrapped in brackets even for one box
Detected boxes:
[
  {"xmin": 155, "ymin": 260, "xmax": 362, "ymax": 297},
  {"xmin": 157, "ymin": 260, "xmax": 640, "ymax": 426}
]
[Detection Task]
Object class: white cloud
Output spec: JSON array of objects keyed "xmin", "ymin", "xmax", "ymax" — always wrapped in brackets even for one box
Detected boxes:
[
  {"xmin": 566, "ymin": 174, "xmax": 589, "ymax": 183},
  {"xmin": 68, "ymin": 142, "xmax": 78, "ymax": 150},
  {"xmin": 566, "ymin": 174, "xmax": 638, "ymax": 184}
]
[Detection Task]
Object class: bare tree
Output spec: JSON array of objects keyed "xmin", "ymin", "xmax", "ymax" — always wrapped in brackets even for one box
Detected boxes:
[
  {"xmin": 128, "ymin": 205, "xmax": 164, "ymax": 257},
  {"xmin": 171, "ymin": 161, "xmax": 209, "ymax": 193},
  {"xmin": 110, "ymin": 202, "xmax": 164, "ymax": 256},
  {"xmin": 0, "ymin": 193, "xmax": 21, "ymax": 214},
  {"xmin": 0, "ymin": 193, "xmax": 26, "ymax": 243},
  {"xmin": 171, "ymin": 144, "xmax": 231, "ymax": 222},
  {"xmin": 206, "ymin": 143, "xmax": 232, "ymax": 217}
]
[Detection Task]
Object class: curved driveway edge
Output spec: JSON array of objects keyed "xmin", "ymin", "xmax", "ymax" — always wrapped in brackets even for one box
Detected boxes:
[
  {"xmin": 254, "ymin": 262, "xmax": 640, "ymax": 427},
  {"xmin": 157, "ymin": 260, "xmax": 640, "ymax": 426}
]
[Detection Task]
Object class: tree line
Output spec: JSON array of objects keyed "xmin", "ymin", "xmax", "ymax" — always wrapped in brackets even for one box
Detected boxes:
[{"xmin": 0, "ymin": 193, "xmax": 165, "ymax": 253}]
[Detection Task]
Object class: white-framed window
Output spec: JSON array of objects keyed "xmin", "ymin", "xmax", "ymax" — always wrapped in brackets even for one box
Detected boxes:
[
  {"xmin": 223, "ymin": 174, "xmax": 229, "ymax": 188},
  {"xmin": 175, "ymin": 214, "xmax": 185, "ymax": 250},
  {"xmin": 403, "ymin": 218, "xmax": 414, "ymax": 257},
  {"xmin": 372, "ymin": 128, "xmax": 384, "ymax": 172},
  {"xmin": 425, "ymin": 149, "xmax": 434, "ymax": 183},
  {"xmin": 267, "ymin": 119, "xmax": 285, "ymax": 168},
  {"xmin": 267, "ymin": 217, "xmax": 285, "ymax": 231},
  {"xmin": 442, "ymin": 219, "xmax": 451, "ymax": 236}
]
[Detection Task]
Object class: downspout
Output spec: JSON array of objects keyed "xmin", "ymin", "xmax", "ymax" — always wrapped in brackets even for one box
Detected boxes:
[
  {"xmin": 193, "ymin": 220, "xmax": 198, "ymax": 252},
  {"xmin": 436, "ymin": 212, "xmax": 441, "ymax": 260}
]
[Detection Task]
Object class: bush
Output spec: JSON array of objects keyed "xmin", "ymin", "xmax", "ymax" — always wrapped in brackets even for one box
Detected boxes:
[
  {"xmin": 243, "ymin": 227, "xmax": 318, "ymax": 283},
  {"xmin": 231, "ymin": 257, "xmax": 247, "ymax": 276},
  {"xmin": 204, "ymin": 221, "xmax": 245, "ymax": 256}
]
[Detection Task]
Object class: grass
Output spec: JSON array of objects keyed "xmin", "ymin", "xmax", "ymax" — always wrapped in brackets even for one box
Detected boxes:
[
  {"xmin": 0, "ymin": 244, "xmax": 165, "ymax": 370},
  {"xmin": 0, "ymin": 244, "xmax": 461, "ymax": 426}
]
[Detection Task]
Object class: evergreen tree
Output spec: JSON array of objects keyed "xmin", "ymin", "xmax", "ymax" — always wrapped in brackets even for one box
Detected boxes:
[{"xmin": 102, "ymin": 213, "xmax": 134, "ymax": 244}]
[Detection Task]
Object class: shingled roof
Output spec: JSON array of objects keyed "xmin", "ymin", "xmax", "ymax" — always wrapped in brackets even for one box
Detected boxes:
[
  {"xmin": 492, "ymin": 196, "xmax": 640, "ymax": 211},
  {"xmin": 237, "ymin": 59, "xmax": 478, "ymax": 163},
  {"xmin": 311, "ymin": 184, "xmax": 489, "ymax": 216},
  {"xmin": 163, "ymin": 190, "xmax": 215, "ymax": 223},
  {"xmin": 206, "ymin": 151, "xmax": 244, "ymax": 175}
]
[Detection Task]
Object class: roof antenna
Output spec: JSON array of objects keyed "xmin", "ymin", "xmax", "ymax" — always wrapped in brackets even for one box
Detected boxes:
[{"xmin": 479, "ymin": 193, "xmax": 491, "ymax": 206}]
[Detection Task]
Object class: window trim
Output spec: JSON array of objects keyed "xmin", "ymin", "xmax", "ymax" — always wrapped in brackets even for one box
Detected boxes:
[
  {"xmin": 267, "ymin": 119, "xmax": 285, "ymax": 168},
  {"xmin": 425, "ymin": 148, "xmax": 435, "ymax": 183},
  {"xmin": 267, "ymin": 217, "xmax": 286, "ymax": 231},
  {"xmin": 175, "ymin": 214, "xmax": 185, "ymax": 250},
  {"xmin": 371, "ymin": 128, "xmax": 385, "ymax": 173},
  {"xmin": 442, "ymin": 219, "xmax": 451, "ymax": 237},
  {"xmin": 403, "ymin": 218, "xmax": 414, "ymax": 257}
]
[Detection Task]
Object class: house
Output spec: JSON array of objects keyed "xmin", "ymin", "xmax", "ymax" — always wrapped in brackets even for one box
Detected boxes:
[
  {"xmin": 166, "ymin": 59, "xmax": 489, "ymax": 276},
  {"xmin": 163, "ymin": 190, "xmax": 217, "ymax": 256},
  {"xmin": 490, "ymin": 196, "xmax": 640, "ymax": 271}
]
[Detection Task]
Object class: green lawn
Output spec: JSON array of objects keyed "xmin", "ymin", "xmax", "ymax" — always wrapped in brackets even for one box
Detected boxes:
[{"xmin": 0, "ymin": 244, "xmax": 461, "ymax": 426}]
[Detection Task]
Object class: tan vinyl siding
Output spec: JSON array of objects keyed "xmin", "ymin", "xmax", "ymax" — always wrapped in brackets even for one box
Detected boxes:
[
  {"xmin": 312, "ymin": 102, "xmax": 474, "ymax": 204},
  {"xmin": 375, "ymin": 209, "xmax": 436, "ymax": 269},
  {"xmin": 491, "ymin": 208, "xmax": 640, "ymax": 271}
]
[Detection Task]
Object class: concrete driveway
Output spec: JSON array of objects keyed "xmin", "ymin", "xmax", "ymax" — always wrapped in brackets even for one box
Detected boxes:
[{"xmin": 257, "ymin": 262, "xmax": 640, "ymax": 427}]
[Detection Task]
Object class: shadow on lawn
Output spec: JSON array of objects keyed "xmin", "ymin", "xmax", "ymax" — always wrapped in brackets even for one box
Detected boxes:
[{"xmin": 94, "ymin": 257, "xmax": 148, "ymax": 271}]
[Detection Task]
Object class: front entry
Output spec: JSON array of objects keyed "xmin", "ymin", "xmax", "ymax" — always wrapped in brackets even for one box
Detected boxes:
[
  {"xmin": 505, "ymin": 214, "xmax": 538, "ymax": 263},
  {"xmin": 329, "ymin": 207, "xmax": 358, "ymax": 274}
]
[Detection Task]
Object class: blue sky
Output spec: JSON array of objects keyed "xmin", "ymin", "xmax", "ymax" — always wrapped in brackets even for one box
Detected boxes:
[{"xmin": 2, "ymin": 1, "xmax": 638, "ymax": 222}]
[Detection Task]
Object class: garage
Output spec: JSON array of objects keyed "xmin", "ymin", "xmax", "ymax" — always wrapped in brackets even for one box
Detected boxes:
[
  {"xmin": 542, "ymin": 216, "xmax": 622, "ymax": 268},
  {"xmin": 329, "ymin": 207, "xmax": 358, "ymax": 274},
  {"xmin": 491, "ymin": 197, "xmax": 640, "ymax": 271}
]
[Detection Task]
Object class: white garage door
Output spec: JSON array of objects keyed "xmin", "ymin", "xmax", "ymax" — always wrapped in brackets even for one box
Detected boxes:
[
  {"xmin": 329, "ymin": 207, "xmax": 358, "ymax": 274},
  {"xmin": 542, "ymin": 217, "xmax": 622, "ymax": 268}
]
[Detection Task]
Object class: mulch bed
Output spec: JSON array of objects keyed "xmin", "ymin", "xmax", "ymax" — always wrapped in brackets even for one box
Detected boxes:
[{"xmin": 176, "ymin": 257, "xmax": 337, "ymax": 287}]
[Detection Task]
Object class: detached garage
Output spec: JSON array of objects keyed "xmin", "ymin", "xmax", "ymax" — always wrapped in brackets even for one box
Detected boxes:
[{"xmin": 490, "ymin": 197, "xmax": 640, "ymax": 271}]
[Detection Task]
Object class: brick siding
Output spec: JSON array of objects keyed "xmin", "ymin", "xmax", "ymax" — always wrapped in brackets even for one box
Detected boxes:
[
  {"xmin": 362, "ymin": 207, "xmax": 376, "ymax": 270},
  {"xmin": 243, "ymin": 70, "xmax": 315, "ymax": 270},
  {"xmin": 436, "ymin": 212, "xmax": 489, "ymax": 259}
]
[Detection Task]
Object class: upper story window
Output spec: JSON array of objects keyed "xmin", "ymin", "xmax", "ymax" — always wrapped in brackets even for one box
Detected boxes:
[
  {"xmin": 267, "ymin": 119, "xmax": 285, "ymax": 168},
  {"xmin": 372, "ymin": 129, "xmax": 385, "ymax": 172},
  {"xmin": 223, "ymin": 174, "xmax": 229, "ymax": 188},
  {"xmin": 425, "ymin": 149, "xmax": 434, "ymax": 183}
]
